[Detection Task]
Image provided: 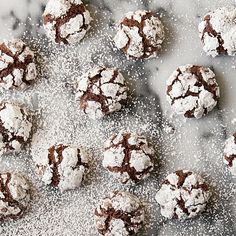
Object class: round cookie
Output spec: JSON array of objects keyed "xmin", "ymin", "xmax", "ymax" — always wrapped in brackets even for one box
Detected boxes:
[
  {"xmin": 155, "ymin": 170, "xmax": 211, "ymax": 220},
  {"xmin": 95, "ymin": 191, "xmax": 144, "ymax": 236},
  {"xmin": 0, "ymin": 102, "xmax": 32, "ymax": 155},
  {"xmin": 0, "ymin": 39, "xmax": 37, "ymax": 90},
  {"xmin": 114, "ymin": 10, "xmax": 165, "ymax": 59},
  {"xmin": 198, "ymin": 7, "xmax": 236, "ymax": 57},
  {"xmin": 166, "ymin": 64, "xmax": 220, "ymax": 119},
  {"xmin": 0, "ymin": 172, "xmax": 31, "ymax": 221},
  {"xmin": 43, "ymin": 0, "xmax": 92, "ymax": 45},
  {"xmin": 34, "ymin": 144, "xmax": 89, "ymax": 192},
  {"xmin": 76, "ymin": 66, "xmax": 128, "ymax": 119},
  {"xmin": 223, "ymin": 132, "xmax": 236, "ymax": 177},
  {"xmin": 102, "ymin": 131, "xmax": 154, "ymax": 184}
]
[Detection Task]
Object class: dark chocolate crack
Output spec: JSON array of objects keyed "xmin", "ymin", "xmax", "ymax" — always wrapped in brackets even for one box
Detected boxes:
[
  {"xmin": 167, "ymin": 65, "xmax": 219, "ymax": 118},
  {"xmin": 0, "ymin": 42, "xmax": 35, "ymax": 89},
  {"xmin": 121, "ymin": 12, "xmax": 163, "ymax": 59},
  {"xmin": 0, "ymin": 173, "xmax": 28, "ymax": 221},
  {"xmin": 43, "ymin": 3, "xmax": 88, "ymax": 44},
  {"xmin": 202, "ymin": 15, "xmax": 227, "ymax": 55},
  {"xmin": 95, "ymin": 191, "xmax": 143, "ymax": 235},
  {"xmin": 105, "ymin": 133, "xmax": 153, "ymax": 184},
  {"xmin": 79, "ymin": 68, "xmax": 127, "ymax": 116}
]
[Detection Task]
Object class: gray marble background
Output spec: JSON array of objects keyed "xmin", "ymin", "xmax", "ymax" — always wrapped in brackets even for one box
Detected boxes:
[{"xmin": 0, "ymin": 0, "xmax": 235, "ymax": 235}]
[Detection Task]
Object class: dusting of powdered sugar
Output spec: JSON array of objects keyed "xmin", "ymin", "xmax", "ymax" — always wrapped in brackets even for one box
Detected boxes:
[
  {"xmin": 166, "ymin": 64, "xmax": 220, "ymax": 119},
  {"xmin": 198, "ymin": 7, "xmax": 236, "ymax": 57},
  {"xmin": 223, "ymin": 133, "xmax": 236, "ymax": 177},
  {"xmin": 114, "ymin": 10, "xmax": 165, "ymax": 59},
  {"xmin": 43, "ymin": 0, "xmax": 92, "ymax": 45}
]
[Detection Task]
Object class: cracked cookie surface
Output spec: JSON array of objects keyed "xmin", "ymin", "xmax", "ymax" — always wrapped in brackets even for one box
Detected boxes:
[
  {"xmin": 0, "ymin": 102, "xmax": 32, "ymax": 155},
  {"xmin": 34, "ymin": 144, "xmax": 89, "ymax": 192},
  {"xmin": 0, "ymin": 172, "xmax": 31, "ymax": 221},
  {"xmin": 199, "ymin": 7, "xmax": 236, "ymax": 57},
  {"xmin": 155, "ymin": 170, "xmax": 211, "ymax": 220},
  {"xmin": 76, "ymin": 66, "xmax": 128, "ymax": 119},
  {"xmin": 224, "ymin": 132, "xmax": 236, "ymax": 177},
  {"xmin": 43, "ymin": 0, "xmax": 91, "ymax": 45},
  {"xmin": 103, "ymin": 131, "xmax": 154, "ymax": 184},
  {"xmin": 114, "ymin": 10, "xmax": 165, "ymax": 59},
  {"xmin": 95, "ymin": 191, "xmax": 144, "ymax": 236},
  {"xmin": 166, "ymin": 64, "xmax": 220, "ymax": 119},
  {"xmin": 0, "ymin": 39, "xmax": 37, "ymax": 90}
]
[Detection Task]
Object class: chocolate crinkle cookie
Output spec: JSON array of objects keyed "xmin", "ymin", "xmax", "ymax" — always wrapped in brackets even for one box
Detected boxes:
[
  {"xmin": 0, "ymin": 172, "xmax": 31, "ymax": 221},
  {"xmin": 34, "ymin": 144, "xmax": 89, "ymax": 192},
  {"xmin": 0, "ymin": 102, "xmax": 32, "ymax": 155},
  {"xmin": 102, "ymin": 131, "xmax": 155, "ymax": 184},
  {"xmin": 76, "ymin": 66, "xmax": 128, "ymax": 119},
  {"xmin": 155, "ymin": 170, "xmax": 211, "ymax": 220},
  {"xmin": 0, "ymin": 39, "xmax": 37, "ymax": 90},
  {"xmin": 224, "ymin": 132, "xmax": 236, "ymax": 177},
  {"xmin": 43, "ymin": 0, "xmax": 92, "ymax": 45},
  {"xmin": 198, "ymin": 7, "xmax": 236, "ymax": 57},
  {"xmin": 114, "ymin": 10, "xmax": 165, "ymax": 59},
  {"xmin": 166, "ymin": 64, "xmax": 220, "ymax": 119},
  {"xmin": 95, "ymin": 191, "xmax": 144, "ymax": 236}
]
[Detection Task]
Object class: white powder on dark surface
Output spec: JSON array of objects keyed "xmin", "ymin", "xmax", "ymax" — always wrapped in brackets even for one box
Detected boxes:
[{"xmin": 0, "ymin": 1, "xmax": 235, "ymax": 236}]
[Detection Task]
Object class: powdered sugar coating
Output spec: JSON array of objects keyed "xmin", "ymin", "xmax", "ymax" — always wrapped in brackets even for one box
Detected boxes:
[
  {"xmin": 114, "ymin": 10, "xmax": 165, "ymax": 59},
  {"xmin": 0, "ymin": 102, "xmax": 32, "ymax": 155},
  {"xmin": 43, "ymin": 0, "xmax": 92, "ymax": 45},
  {"xmin": 76, "ymin": 66, "xmax": 128, "ymax": 119},
  {"xmin": 198, "ymin": 7, "xmax": 236, "ymax": 57},
  {"xmin": 0, "ymin": 172, "xmax": 31, "ymax": 221},
  {"xmin": 34, "ymin": 144, "xmax": 89, "ymax": 192},
  {"xmin": 103, "ymin": 131, "xmax": 154, "ymax": 184},
  {"xmin": 166, "ymin": 64, "xmax": 220, "ymax": 119},
  {"xmin": 0, "ymin": 39, "xmax": 37, "ymax": 90},
  {"xmin": 155, "ymin": 170, "xmax": 211, "ymax": 220},
  {"xmin": 223, "ymin": 133, "xmax": 236, "ymax": 177},
  {"xmin": 95, "ymin": 191, "xmax": 144, "ymax": 235}
]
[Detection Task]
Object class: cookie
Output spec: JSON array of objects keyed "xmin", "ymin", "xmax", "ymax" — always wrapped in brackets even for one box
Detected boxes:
[
  {"xmin": 76, "ymin": 66, "xmax": 128, "ymax": 119},
  {"xmin": 0, "ymin": 39, "xmax": 37, "ymax": 90},
  {"xmin": 166, "ymin": 64, "xmax": 220, "ymax": 119},
  {"xmin": 155, "ymin": 170, "xmax": 211, "ymax": 220},
  {"xmin": 0, "ymin": 102, "xmax": 32, "ymax": 155},
  {"xmin": 223, "ymin": 132, "xmax": 236, "ymax": 177},
  {"xmin": 43, "ymin": 0, "xmax": 92, "ymax": 45},
  {"xmin": 103, "ymin": 131, "xmax": 154, "ymax": 184},
  {"xmin": 34, "ymin": 144, "xmax": 89, "ymax": 192},
  {"xmin": 114, "ymin": 10, "xmax": 165, "ymax": 59},
  {"xmin": 0, "ymin": 172, "xmax": 31, "ymax": 221},
  {"xmin": 95, "ymin": 191, "xmax": 144, "ymax": 236},
  {"xmin": 199, "ymin": 7, "xmax": 236, "ymax": 57}
]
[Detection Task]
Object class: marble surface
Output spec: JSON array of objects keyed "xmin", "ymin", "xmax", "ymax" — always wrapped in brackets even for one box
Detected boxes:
[{"xmin": 0, "ymin": 0, "xmax": 236, "ymax": 235}]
